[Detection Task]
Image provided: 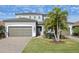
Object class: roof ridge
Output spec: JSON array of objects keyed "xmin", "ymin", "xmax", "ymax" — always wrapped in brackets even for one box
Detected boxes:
[
  {"xmin": 15, "ymin": 12, "xmax": 47, "ymax": 15},
  {"xmin": 3, "ymin": 18, "xmax": 36, "ymax": 22}
]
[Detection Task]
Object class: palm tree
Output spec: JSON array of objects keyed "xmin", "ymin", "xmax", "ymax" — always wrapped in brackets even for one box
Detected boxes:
[{"xmin": 44, "ymin": 7, "xmax": 68, "ymax": 42}]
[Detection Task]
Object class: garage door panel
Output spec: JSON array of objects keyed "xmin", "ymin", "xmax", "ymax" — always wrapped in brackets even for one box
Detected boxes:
[{"xmin": 8, "ymin": 26, "xmax": 32, "ymax": 37}]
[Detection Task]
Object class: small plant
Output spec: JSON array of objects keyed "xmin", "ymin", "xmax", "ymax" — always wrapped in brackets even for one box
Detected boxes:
[{"xmin": 44, "ymin": 31, "xmax": 54, "ymax": 39}]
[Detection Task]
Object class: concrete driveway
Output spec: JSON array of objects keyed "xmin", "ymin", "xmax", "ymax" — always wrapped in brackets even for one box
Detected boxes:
[{"xmin": 0, "ymin": 37, "xmax": 32, "ymax": 53}]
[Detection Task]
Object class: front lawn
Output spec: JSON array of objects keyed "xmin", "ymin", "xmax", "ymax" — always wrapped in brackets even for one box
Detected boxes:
[{"xmin": 22, "ymin": 37, "xmax": 79, "ymax": 53}]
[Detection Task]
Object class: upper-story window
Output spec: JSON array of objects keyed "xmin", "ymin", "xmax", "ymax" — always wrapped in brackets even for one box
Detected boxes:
[
  {"xmin": 29, "ymin": 16, "xmax": 31, "ymax": 19},
  {"xmin": 34, "ymin": 16, "xmax": 36, "ymax": 19},
  {"xmin": 38, "ymin": 16, "xmax": 40, "ymax": 19}
]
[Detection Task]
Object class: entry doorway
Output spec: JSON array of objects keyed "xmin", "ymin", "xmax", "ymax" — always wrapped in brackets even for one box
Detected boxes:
[{"xmin": 37, "ymin": 26, "xmax": 42, "ymax": 36}]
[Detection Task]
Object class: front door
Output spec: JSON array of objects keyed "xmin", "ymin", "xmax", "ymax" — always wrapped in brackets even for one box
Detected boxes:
[{"xmin": 37, "ymin": 26, "xmax": 42, "ymax": 36}]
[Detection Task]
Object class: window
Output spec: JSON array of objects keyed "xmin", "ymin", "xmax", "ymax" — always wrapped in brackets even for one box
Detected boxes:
[
  {"xmin": 29, "ymin": 16, "xmax": 31, "ymax": 18},
  {"xmin": 38, "ymin": 16, "xmax": 40, "ymax": 19},
  {"xmin": 38, "ymin": 26, "xmax": 42, "ymax": 31},
  {"xmin": 34, "ymin": 16, "xmax": 36, "ymax": 19}
]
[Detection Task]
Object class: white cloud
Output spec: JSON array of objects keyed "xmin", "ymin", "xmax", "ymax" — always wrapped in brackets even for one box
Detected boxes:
[
  {"xmin": 37, "ymin": 7, "xmax": 45, "ymax": 13},
  {"xmin": 8, "ymin": 13, "xmax": 15, "ymax": 15},
  {"xmin": 71, "ymin": 6, "xmax": 79, "ymax": 9},
  {"xmin": 24, "ymin": 11, "xmax": 29, "ymax": 13},
  {"xmin": 32, "ymin": 10, "xmax": 36, "ymax": 13},
  {"xmin": 76, "ymin": 11, "xmax": 79, "ymax": 14},
  {"xmin": 68, "ymin": 15, "xmax": 79, "ymax": 22},
  {"xmin": 71, "ymin": 9, "xmax": 75, "ymax": 12},
  {"xmin": 0, "ymin": 12, "xmax": 6, "ymax": 16}
]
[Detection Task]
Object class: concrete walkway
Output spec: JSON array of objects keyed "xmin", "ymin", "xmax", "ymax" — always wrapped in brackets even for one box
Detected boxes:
[
  {"xmin": 0, "ymin": 37, "xmax": 32, "ymax": 53},
  {"xmin": 64, "ymin": 35, "xmax": 79, "ymax": 41}
]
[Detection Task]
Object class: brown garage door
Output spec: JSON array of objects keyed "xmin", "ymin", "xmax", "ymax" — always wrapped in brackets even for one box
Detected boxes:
[{"xmin": 8, "ymin": 26, "xmax": 32, "ymax": 37}]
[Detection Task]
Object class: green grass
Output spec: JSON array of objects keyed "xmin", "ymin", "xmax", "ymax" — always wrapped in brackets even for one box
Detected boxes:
[{"xmin": 22, "ymin": 37, "xmax": 79, "ymax": 53}]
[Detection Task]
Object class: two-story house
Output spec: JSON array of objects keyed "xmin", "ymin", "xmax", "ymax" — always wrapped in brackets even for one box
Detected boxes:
[
  {"xmin": 3, "ymin": 13, "xmax": 74, "ymax": 37},
  {"xmin": 3, "ymin": 13, "xmax": 47, "ymax": 37}
]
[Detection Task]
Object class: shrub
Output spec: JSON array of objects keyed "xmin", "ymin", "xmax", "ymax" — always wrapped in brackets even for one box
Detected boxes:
[
  {"xmin": 0, "ymin": 25, "xmax": 5, "ymax": 39},
  {"xmin": 44, "ymin": 31, "xmax": 66, "ymax": 39},
  {"xmin": 44, "ymin": 31, "xmax": 55, "ymax": 39},
  {"xmin": 73, "ymin": 27, "xmax": 79, "ymax": 36}
]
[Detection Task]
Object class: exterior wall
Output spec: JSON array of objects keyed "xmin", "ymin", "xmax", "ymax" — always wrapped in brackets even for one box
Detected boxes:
[
  {"xmin": 5, "ymin": 22, "xmax": 36, "ymax": 37},
  {"xmin": 38, "ymin": 24, "xmax": 74, "ymax": 36},
  {"xmin": 15, "ymin": 13, "xmax": 74, "ymax": 36},
  {"xmin": 15, "ymin": 14, "xmax": 47, "ymax": 36},
  {"xmin": 16, "ymin": 15, "xmax": 43, "ymax": 22},
  {"xmin": 43, "ymin": 16, "xmax": 48, "ymax": 20}
]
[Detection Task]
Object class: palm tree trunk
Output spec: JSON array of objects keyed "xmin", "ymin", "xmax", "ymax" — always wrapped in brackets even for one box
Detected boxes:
[
  {"xmin": 53, "ymin": 28, "xmax": 57, "ymax": 41},
  {"xmin": 56, "ymin": 19, "xmax": 60, "ymax": 42}
]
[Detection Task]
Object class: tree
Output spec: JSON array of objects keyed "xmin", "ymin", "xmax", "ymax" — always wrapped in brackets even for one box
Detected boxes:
[{"xmin": 44, "ymin": 7, "xmax": 68, "ymax": 42}]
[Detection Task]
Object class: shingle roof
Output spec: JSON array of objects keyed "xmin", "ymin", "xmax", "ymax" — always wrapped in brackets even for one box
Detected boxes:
[
  {"xmin": 67, "ymin": 22, "xmax": 74, "ymax": 24},
  {"xmin": 73, "ymin": 21, "xmax": 79, "ymax": 26},
  {"xmin": 15, "ymin": 13, "xmax": 47, "ymax": 16},
  {"xmin": 0, "ymin": 21, "xmax": 5, "ymax": 26},
  {"xmin": 3, "ymin": 18, "xmax": 36, "ymax": 22},
  {"xmin": 37, "ymin": 21, "xmax": 43, "ymax": 25}
]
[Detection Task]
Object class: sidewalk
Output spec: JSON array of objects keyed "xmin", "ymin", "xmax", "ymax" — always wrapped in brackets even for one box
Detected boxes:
[{"xmin": 64, "ymin": 35, "xmax": 79, "ymax": 41}]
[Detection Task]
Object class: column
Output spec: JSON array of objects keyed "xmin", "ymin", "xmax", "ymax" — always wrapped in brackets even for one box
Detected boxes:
[
  {"xmin": 5, "ymin": 26, "xmax": 8, "ymax": 37},
  {"xmin": 69, "ymin": 25, "xmax": 73, "ymax": 35},
  {"xmin": 41, "ymin": 26, "xmax": 44, "ymax": 35}
]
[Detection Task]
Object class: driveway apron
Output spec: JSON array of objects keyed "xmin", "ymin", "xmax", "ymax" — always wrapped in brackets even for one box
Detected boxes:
[{"xmin": 0, "ymin": 37, "xmax": 32, "ymax": 53}]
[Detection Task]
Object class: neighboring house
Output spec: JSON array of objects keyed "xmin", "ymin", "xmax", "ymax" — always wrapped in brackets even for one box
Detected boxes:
[
  {"xmin": 68, "ymin": 21, "xmax": 79, "ymax": 36},
  {"xmin": 3, "ymin": 13, "xmax": 74, "ymax": 37},
  {"xmin": 68, "ymin": 22, "xmax": 74, "ymax": 35},
  {"xmin": 73, "ymin": 21, "xmax": 79, "ymax": 27}
]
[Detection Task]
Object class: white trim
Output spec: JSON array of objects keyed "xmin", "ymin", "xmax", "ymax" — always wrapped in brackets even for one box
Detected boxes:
[
  {"xmin": 68, "ymin": 24, "xmax": 73, "ymax": 35},
  {"xmin": 5, "ymin": 22, "xmax": 36, "ymax": 37}
]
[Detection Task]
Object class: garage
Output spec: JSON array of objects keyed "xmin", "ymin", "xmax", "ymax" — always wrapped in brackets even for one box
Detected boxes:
[
  {"xmin": 8, "ymin": 26, "xmax": 32, "ymax": 37},
  {"xmin": 3, "ymin": 18, "xmax": 36, "ymax": 37}
]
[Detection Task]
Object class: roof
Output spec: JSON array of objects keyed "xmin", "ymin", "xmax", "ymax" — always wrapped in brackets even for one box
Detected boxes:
[
  {"xmin": 74, "ymin": 21, "xmax": 79, "ymax": 24},
  {"xmin": 73, "ymin": 21, "xmax": 79, "ymax": 26},
  {"xmin": 0, "ymin": 21, "xmax": 5, "ymax": 26},
  {"xmin": 15, "ymin": 13, "xmax": 47, "ymax": 16},
  {"xmin": 67, "ymin": 22, "xmax": 74, "ymax": 24},
  {"xmin": 3, "ymin": 18, "xmax": 36, "ymax": 22},
  {"xmin": 37, "ymin": 21, "xmax": 43, "ymax": 25}
]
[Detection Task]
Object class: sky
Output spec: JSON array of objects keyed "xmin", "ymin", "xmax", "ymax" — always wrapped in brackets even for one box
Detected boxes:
[{"xmin": 0, "ymin": 5, "xmax": 79, "ymax": 22}]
